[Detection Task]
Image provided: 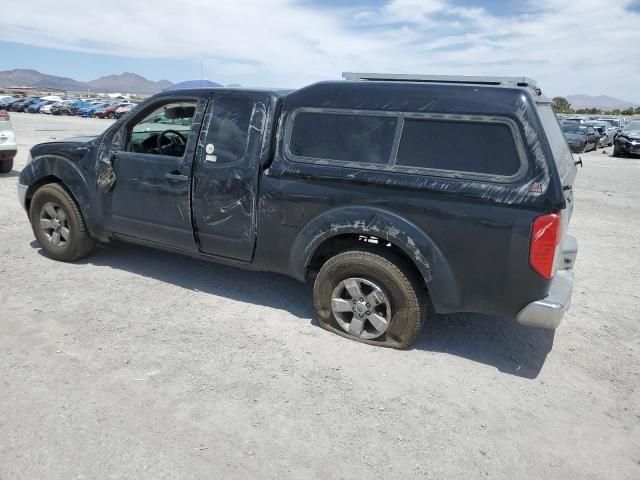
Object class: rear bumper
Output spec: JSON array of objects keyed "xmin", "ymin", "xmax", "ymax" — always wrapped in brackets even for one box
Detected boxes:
[
  {"xmin": 516, "ymin": 235, "xmax": 578, "ymax": 329},
  {"xmin": 516, "ymin": 270, "xmax": 574, "ymax": 329}
]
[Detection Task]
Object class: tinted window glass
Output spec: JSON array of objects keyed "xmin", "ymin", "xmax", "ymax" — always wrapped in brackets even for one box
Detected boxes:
[
  {"xmin": 205, "ymin": 97, "xmax": 255, "ymax": 164},
  {"xmin": 395, "ymin": 119, "xmax": 521, "ymax": 176},
  {"xmin": 289, "ymin": 112, "xmax": 397, "ymax": 165}
]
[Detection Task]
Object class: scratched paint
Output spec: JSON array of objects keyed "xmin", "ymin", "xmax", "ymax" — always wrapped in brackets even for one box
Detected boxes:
[{"xmin": 19, "ymin": 81, "xmax": 566, "ymax": 320}]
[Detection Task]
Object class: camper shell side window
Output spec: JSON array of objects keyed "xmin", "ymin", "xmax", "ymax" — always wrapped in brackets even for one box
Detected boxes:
[{"xmin": 284, "ymin": 108, "xmax": 528, "ymax": 183}]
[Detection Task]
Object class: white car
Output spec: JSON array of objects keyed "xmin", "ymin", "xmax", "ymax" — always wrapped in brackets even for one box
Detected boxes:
[
  {"xmin": 40, "ymin": 103, "xmax": 54, "ymax": 114},
  {"xmin": 0, "ymin": 111, "xmax": 17, "ymax": 173}
]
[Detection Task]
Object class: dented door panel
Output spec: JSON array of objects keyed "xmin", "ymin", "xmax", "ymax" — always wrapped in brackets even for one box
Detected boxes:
[
  {"xmin": 191, "ymin": 93, "xmax": 272, "ymax": 261},
  {"xmin": 98, "ymin": 94, "xmax": 209, "ymax": 251}
]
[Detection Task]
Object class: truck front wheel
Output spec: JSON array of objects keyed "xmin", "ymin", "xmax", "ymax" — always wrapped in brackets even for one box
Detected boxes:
[
  {"xmin": 29, "ymin": 183, "xmax": 96, "ymax": 262},
  {"xmin": 313, "ymin": 249, "xmax": 427, "ymax": 349}
]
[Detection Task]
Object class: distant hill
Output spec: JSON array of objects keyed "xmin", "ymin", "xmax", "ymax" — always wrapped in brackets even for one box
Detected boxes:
[
  {"xmin": 566, "ymin": 94, "xmax": 638, "ymax": 110},
  {"xmin": 86, "ymin": 72, "xmax": 172, "ymax": 94},
  {"xmin": 0, "ymin": 69, "xmax": 86, "ymax": 91},
  {"xmin": 0, "ymin": 69, "xmax": 173, "ymax": 94}
]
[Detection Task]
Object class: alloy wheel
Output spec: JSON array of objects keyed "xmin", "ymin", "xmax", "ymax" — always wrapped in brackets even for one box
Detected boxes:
[
  {"xmin": 330, "ymin": 277, "xmax": 392, "ymax": 339},
  {"xmin": 39, "ymin": 202, "xmax": 70, "ymax": 247}
]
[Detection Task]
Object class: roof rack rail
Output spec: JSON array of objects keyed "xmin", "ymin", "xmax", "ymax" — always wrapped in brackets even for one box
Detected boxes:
[{"xmin": 342, "ymin": 72, "xmax": 538, "ymax": 89}]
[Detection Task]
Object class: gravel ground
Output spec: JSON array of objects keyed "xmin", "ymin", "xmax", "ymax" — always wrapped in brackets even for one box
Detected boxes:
[{"xmin": 1, "ymin": 112, "xmax": 639, "ymax": 480}]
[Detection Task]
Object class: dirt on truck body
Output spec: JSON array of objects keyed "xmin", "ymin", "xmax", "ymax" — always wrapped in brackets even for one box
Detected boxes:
[{"xmin": 17, "ymin": 73, "xmax": 578, "ymax": 349}]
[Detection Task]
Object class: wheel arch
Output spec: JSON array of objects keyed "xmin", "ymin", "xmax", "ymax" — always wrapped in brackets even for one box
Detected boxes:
[
  {"xmin": 290, "ymin": 206, "xmax": 462, "ymax": 312},
  {"xmin": 22, "ymin": 155, "xmax": 96, "ymax": 233}
]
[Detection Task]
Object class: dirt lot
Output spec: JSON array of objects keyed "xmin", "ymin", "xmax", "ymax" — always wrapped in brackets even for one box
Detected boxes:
[{"xmin": 1, "ymin": 112, "xmax": 639, "ymax": 480}]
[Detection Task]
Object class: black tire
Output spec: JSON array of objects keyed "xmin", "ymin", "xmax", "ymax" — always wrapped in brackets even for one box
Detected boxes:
[
  {"xmin": 313, "ymin": 249, "xmax": 427, "ymax": 349},
  {"xmin": 108, "ymin": 112, "xmax": 115, "ymax": 119},
  {"xmin": 613, "ymin": 145, "xmax": 622, "ymax": 157},
  {"xmin": 29, "ymin": 183, "xmax": 96, "ymax": 262},
  {"xmin": 0, "ymin": 158, "xmax": 12, "ymax": 174}
]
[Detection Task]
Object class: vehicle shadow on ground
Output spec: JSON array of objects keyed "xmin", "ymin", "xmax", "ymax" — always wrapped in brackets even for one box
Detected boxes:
[
  {"xmin": 32, "ymin": 241, "xmax": 553, "ymax": 378},
  {"xmin": 0, "ymin": 170, "xmax": 20, "ymax": 178},
  {"xmin": 415, "ymin": 313, "xmax": 554, "ymax": 379}
]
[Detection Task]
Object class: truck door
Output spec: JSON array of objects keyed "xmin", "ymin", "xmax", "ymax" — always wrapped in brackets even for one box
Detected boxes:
[
  {"xmin": 191, "ymin": 93, "xmax": 268, "ymax": 261},
  {"xmin": 99, "ymin": 95, "xmax": 208, "ymax": 251}
]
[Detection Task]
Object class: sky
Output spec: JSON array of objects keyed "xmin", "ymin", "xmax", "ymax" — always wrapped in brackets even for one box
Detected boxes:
[{"xmin": 0, "ymin": 0, "xmax": 639, "ymax": 101}]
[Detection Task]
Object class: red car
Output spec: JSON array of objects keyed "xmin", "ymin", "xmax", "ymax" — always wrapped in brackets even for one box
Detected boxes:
[{"xmin": 95, "ymin": 102, "xmax": 132, "ymax": 119}]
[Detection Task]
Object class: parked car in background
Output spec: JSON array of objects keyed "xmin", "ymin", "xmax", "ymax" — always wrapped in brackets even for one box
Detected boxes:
[
  {"xmin": 46, "ymin": 100, "xmax": 74, "ymax": 115},
  {"xmin": 22, "ymin": 97, "xmax": 45, "ymax": 112},
  {"xmin": 0, "ymin": 110, "xmax": 16, "ymax": 173},
  {"xmin": 64, "ymin": 100, "xmax": 96, "ymax": 115},
  {"xmin": 11, "ymin": 96, "xmax": 40, "ymax": 112},
  {"xmin": 90, "ymin": 103, "xmax": 118, "ymax": 118},
  {"xmin": 613, "ymin": 120, "xmax": 640, "ymax": 157},
  {"xmin": 115, "ymin": 103, "xmax": 136, "ymax": 118},
  {"xmin": 598, "ymin": 118, "xmax": 622, "ymax": 133},
  {"xmin": 17, "ymin": 74, "xmax": 579, "ymax": 349},
  {"xmin": 95, "ymin": 102, "xmax": 133, "ymax": 119},
  {"xmin": 77, "ymin": 102, "xmax": 109, "ymax": 118},
  {"xmin": 51, "ymin": 101, "xmax": 77, "ymax": 116},
  {"xmin": 562, "ymin": 122, "xmax": 598, "ymax": 153},
  {"xmin": 566, "ymin": 116, "xmax": 587, "ymax": 124},
  {"xmin": 586, "ymin": 121, "xmax": 612, "ymax": 147},
  {"xmin": 40, "ymin": 102, "xmax": 58, "ymax": 114},
  {"xmin": 27, "ymin": 100, "xmax": 54, "ymax": 113},
  {"xmin": 62, "ymin": 101, "xmax": 87, "ymax": 116},
  {"xmin": 0, "ymin": 97, "xmax": 21, "ymax": 109}
]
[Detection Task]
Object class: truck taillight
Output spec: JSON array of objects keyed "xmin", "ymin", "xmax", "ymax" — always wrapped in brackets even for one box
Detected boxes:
[{"xmin": 530, "ymin": 213, "xmax": 561, "ymax": 280}]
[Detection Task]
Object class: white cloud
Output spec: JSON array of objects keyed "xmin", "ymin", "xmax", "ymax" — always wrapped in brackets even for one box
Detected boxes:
[
  {"xmin": 1, "ymin": 0, "xmax": 639, "ymax": 101},
  {"xmin": 384, "ymin": 0, "xmax": 446, "ymax": 21}
]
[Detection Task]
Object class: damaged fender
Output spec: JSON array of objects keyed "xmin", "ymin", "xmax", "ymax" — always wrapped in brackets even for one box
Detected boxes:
[
  {"xmin": 20, "ymin": 154, "xmax": 96, "ymax": 231},
  {"xmin": 290, "ymin": 205, "xmax": 461, "ymax": 312}
]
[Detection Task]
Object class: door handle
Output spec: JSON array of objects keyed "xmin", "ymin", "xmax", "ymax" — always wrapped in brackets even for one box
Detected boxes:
[{"xmin": 165, "ymin": 172, "xmax": 188, "ymax": 181}]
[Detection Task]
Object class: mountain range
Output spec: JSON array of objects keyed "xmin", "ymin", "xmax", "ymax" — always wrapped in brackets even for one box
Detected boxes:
[
  {"xmin": 565, "ymin": 94, "xmax": 638, "ymax": 110},
  {"xmin": 0, "ymin": 69, "xmax": 173, "ymax": 94},
  {"xmin": 1, "ymin": 69, "xmax": 638, "ymax": 108}
]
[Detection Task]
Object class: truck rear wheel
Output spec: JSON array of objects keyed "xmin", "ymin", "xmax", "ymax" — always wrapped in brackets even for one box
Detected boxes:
[
  {"xmin": 313, "ymin": 249, "xmax": 427, "ymax": 349},
  {"xmin": 29, "ymin": 183, "xmax": 96, "ymax": 262}
]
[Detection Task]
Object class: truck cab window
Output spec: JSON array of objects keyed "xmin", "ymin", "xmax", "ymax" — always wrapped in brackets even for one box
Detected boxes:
[
  {"xmin": 204, "ymin": 97, "xmax": 255, "ymax": 164},
  {"xmin": 127, "ymin": 101, "xmax": 197, "ymax": 157}
]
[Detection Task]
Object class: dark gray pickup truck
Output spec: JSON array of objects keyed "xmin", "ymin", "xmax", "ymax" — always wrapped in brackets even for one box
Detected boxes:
[{"xmin": 17, "ymin": 73, "xmax": 578, "ymax": 349}]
